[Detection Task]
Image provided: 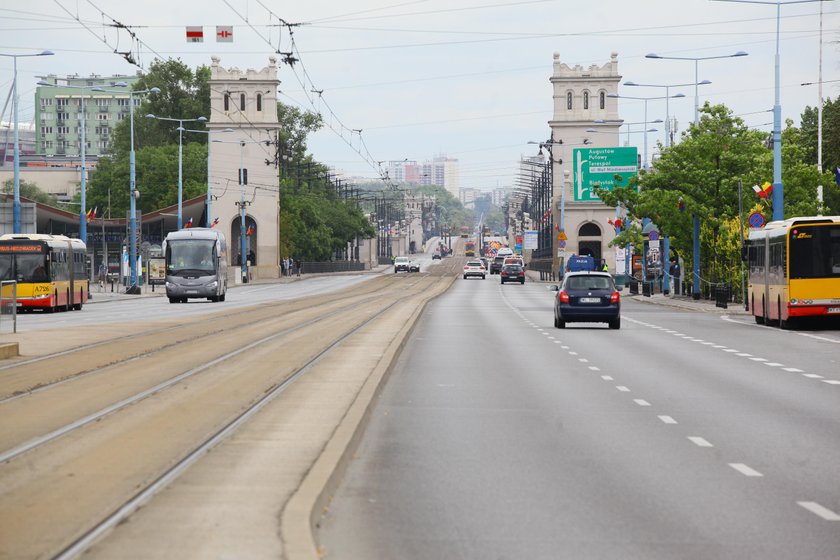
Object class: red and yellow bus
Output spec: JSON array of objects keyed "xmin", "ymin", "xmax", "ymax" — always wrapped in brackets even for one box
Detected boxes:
[
  {"xmin": 0, "ymin": 234, "xmax": 89, "ymax": 312},
  {"xmin": 465, "ymin": 240, "xmax": 476, "ymax": 257},
  {"xmin": 746, "ymin": 216, "xmax": 840, "ymax": 328}
]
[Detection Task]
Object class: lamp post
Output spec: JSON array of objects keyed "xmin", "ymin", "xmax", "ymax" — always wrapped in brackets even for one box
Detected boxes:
[
  {"xmin": 179, "ymin": 127, "xmax": 233, "ymax": 227},
  {"xmin": 607, "ymin": 93, "xmax": 685, "ymax": 170},
  {"xmin": 623, "ymin": 80, "xmax": 710, "ymax": 147},
  {"xmin": 1, "ymin": 50, "xmax": 54, "ymax": 233},
  {"xmin": 646, "ymin": 49, "xmax": 748, "ymax": 299},
  {"xmin": 145, "ymin": 114, "xmax": 207, "ymax": 229}
]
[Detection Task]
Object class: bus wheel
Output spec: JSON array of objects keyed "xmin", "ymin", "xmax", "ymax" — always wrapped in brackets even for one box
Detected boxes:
[
  {"xmin": 169, "ymin": 297, "xmax": 178, "ymax": 304},
  {"xmin": 74, "ymin": 287, "xmax": 83, "ymax": 310},
  {"xmin": 219, "ymin": 293, "xmax": 226, "ymax": 302},
  {"xmin": 754, "ymin": 297, "xmax": 765, "ymax": 324},
  {"xmin": 779, "ymin": 299, "xmax": 791, "ymax": 329}
]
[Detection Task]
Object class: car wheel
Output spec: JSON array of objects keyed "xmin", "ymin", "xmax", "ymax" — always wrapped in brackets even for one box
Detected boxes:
[
  {"xmin": 482, "ymin": 275, "xmax": 486, "ymax": 279},
  {"xmin": 609, "ymin": 317, "xmax": 621, "ymax": 329},
  {"xmin": 554, "ymin": 314, "xmax": 559, "ymax": 328},
  {"xmin": 520, "ymin": 279, "xmax": 525, "ymax": 284},
  {"xmin": 556, "ymin": 319, "xmax": 565, "ymax": 329},
  {"xmin": 463, "ymin": 274, "xmax": 467, "ymax": 279}
]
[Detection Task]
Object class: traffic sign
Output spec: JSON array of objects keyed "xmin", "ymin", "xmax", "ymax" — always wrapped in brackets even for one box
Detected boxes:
[
  {"xmin": 572, "ymin": 146, "xmax": 639, "ymax": 202},
  {"xmin": 648, "ymin": 230, "xmax": 660, "ymax": 241},
  {"xmin": 558, "ymin": 240, "xmax": 566, "ymax": 248},
  {"xmin": 749, "ymin": 212, "xmax": 765, "ymax": 228},
  {"xmin": 557, "ymin": 230, "xmax": 568, "ymax": 241}
]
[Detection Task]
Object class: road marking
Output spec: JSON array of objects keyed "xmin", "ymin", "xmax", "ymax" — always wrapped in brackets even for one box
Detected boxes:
[
  {"xmin": 601, "ymin": 375, "xmax": 614, "ymax": 380},
  {"xmin": 822, "ymin": 380, "xmax": 840, "ymax": 385},
  {"xmin": 658, "ymin": 415, "xmax": 678, "ymax": 424},
  {"xmin": 673, "ymin": 333, "xmax": 684, "ymax": 336},
  {"xmin": 803, "ymin": 373, "xmax": 824, "ymax": 379},
  {"xmin": 569, "ymin": 351, "xmax": 578, "ymax": 355},
  {"xmin": 542, "ymin": 332, "xmax": 551, "ymax": 336},
  {"xmin": 547, "ymin": 336, "xmax": 555, "ymax": 339},
  {"xmin": 688, "ymin": 436, "xmax": 714, "ymax": 447},
  {"xmin": 561, "ymin": 346, "xmax": 569, "ymax": 349},
  {"xmin": 666, "ymin": 330, "xmax": 677, "ymax": 334},
  {"xmin": 729, "ymin": 463, "xmax": 763, "ymax": 477},
  {"xmin": 764, "ymin": 362, "xmax": 784, "ymax": 367},
  {"xmin": 783, "ymin": 367, "xmax": 804, "ymax": 372},
  {"xmin": 553, "ymin": 340, "xmax": 562, "ymax": 344},
  {"xmin": 723, "ymin": 349, "xmax": 740, "ymax": 353},
  {"xmin": 616, "ymin": 386, "xmax": 630, "ymax": 392},
  {"xmin": 797, "ymin": 502, "xmax": 840, "ymax": 521},
  {"xmin": 736, "ymin": 353, "xmax": 752, "ymax": 357},
  {"xmin": 588, "ymin": 366, "xmax": 600, "ymax": 371},
  {"xmin": 713, "ymin": 345, "xmax": 727, "ymax": 349},
  {"xmin": 633, "ymin": 399, "xmax": 651, "ymax": 406},
  {"xmin": 701, "ymin": 342, "xmax": 715, "ymax": 346},
  {"xmin": 578, "ymin": 358, "xmax": 589, "ymax": 363},
  {"xmin": 749, "ymin": 357, "xmax": 768, "ymax": 362}
]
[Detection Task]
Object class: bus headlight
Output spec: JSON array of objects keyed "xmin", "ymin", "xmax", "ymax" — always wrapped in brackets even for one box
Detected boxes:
[{"xmin": 207, "ymin": 281, "xmax": 217, "ymax": 289}]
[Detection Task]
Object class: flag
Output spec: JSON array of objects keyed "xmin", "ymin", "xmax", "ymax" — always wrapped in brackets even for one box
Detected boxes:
[
  {"xmin": 186, "ymin": 26, "xmax": 204, "ymax": 43},
  {"xmin": 85, "ymin": 207, "xmax": 95, "ymax": 223},
  {"xmin": 185, "ymin": 217, "xmax": 193, "ymax": 228},
  {"xmin": 216, "ymin": 26, "xmax": 233, "ymax": 43},
  {"xmin": 752, "ymin": 181, "xmax": 772, "ymax": 199},
  {"xmin": 246, "ymin": 224, "xmax": 254, "ymax": 235},
  {"xmin": 211, "ymin": 217, "xmax": 219, "ymax": 228}
]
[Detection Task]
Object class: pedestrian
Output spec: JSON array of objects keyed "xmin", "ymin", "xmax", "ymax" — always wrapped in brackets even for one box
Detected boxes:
[
  {"xmin": 602, "ymin": 261, "xmax": 609, "ymax": 273},
  {"xmin": 295, "ymin": 258, "xmax": 301, "ymax": 277},
  {"xmin": 98, "ymin": 263, "xmax": 107, "ymax": 289},
  {"xmin": 670, "ymin": 259, "xmax": 681, "ymax": 295}
]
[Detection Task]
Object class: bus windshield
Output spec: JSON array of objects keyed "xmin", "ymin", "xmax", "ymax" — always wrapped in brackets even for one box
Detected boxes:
[
  {"xmin": 789, "ymin": 225, "xmax": 840, "ymax": 279},
  {"xmin": 166, "ymin": 240, "xmax": 215, "ymax": 276},
  {"xmin": 0, "ymin": 253, "xmax": 49, "ymax": 283}
]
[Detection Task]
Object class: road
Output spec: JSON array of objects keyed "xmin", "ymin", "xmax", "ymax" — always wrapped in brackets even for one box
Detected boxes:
[{"xmin": 319, "ymin": 276, "xmax": 840, "ymax": 559}]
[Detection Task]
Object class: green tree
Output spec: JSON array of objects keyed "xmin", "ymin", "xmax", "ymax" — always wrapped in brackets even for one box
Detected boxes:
[{"xmin": 2, "ymin": 179, "xmax": 59, "ymax": 206}]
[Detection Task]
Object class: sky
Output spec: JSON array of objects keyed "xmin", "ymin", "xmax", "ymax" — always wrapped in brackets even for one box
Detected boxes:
[{"xmin": 2, "ymin": 0, "xmax": 839, "ymax": 191}]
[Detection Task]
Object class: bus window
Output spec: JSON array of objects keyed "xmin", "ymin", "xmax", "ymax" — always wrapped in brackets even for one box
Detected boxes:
[
  {"xmin": 790, "ymin": 226, "xmax": 840, "ymax": 279},
  {"xmin": 17, "ymin": 254, "xmax": 49, "ymax": 283},
  {"xmin": 0, "ymin": 255, "xmax": 11, "ymax": 281}
]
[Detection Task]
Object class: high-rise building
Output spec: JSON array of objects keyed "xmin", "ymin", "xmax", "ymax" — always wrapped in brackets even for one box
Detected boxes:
[{"xmin": 34, "ymin": 73, "xmax": 142, "ymax": 157}]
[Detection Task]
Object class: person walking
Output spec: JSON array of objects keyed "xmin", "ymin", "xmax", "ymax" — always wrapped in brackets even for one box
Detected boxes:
[
  {"xmin": 98, "ymin": 263, "xmax": 107, "ymax": 290},
  {"xmin": 295, "ymin": 258, "xmax": 301, "ymax": 277},
  {"xmin": 670, "ymin": 259, "xmax": 682, "ymax": 295}
]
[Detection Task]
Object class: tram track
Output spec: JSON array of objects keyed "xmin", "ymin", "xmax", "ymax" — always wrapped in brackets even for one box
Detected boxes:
[{"xmin": 0, "ymin": 273, "xmax": 444, "ymax": 559}]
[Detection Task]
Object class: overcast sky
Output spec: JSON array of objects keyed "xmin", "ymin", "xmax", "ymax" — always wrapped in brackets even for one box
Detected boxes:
[{"xmin": 2, "ymin": 0, "xmax": 839, "ymax": 190}]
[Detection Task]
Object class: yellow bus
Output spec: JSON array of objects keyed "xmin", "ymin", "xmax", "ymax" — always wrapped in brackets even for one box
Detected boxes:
[
  {"xmin": 0, "ymin": 234, "xmax": 89, "ymax": 312},
  {"xmin": 746, "ymin": 216, "xmax": 840, "ymax": 328}
]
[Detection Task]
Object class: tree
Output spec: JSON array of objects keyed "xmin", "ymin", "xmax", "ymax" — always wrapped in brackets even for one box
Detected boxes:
[{"xmin": 2, "ymin": 179, "xmax": 59, "ymax": 206}]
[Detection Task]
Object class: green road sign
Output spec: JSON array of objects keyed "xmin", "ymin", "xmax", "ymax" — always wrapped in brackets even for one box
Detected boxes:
[{"xmin": 572, "ymin": 146, "xmax": 638, "ymax": 202}]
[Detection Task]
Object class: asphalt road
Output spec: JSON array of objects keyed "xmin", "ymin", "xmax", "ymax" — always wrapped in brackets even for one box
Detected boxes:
[{"xmin": 319, "ymin": 276, "xmax": 840, "ymax": 559}]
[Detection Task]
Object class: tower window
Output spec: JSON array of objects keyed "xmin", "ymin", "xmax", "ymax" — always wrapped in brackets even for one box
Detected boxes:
[
  {"xmin": 583, "ymin": 91, "xmax": 589, "ymax": 110},
  {"xmin": 567, "ymin": 91, "xmax": 573, "ymax": 110},
  {"xmin": 224, "ymin": 94, "xmax": 229, "ymax": 111},
  {"xmin": 256, "ymin": 93, "xmax": 262, "ymax": 112},
  {"xmin": 240, "ymin": 93, "xmax": 246, "ymax": 111},
  {"xmin": 600, "ymin": 91, "xmax": 605, "ymax": 110}
]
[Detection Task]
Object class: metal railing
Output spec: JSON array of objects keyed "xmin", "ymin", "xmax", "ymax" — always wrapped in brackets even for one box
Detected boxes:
[{"xmin": 0, "ymin": 280, "xmax": 17, "ymax": 333}]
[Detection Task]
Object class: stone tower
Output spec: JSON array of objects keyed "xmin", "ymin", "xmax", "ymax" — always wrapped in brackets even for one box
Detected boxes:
[
  {"xmin": 208, "ymin": 56, "xmax": 282, "ymax": 281},
  {"xmin": 548, "ymin": 52, "xmax": 623, "ymax": 273}
]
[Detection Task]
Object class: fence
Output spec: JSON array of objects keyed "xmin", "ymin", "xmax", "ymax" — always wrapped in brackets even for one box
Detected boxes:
[{"xmin": 528, "ymin": 258, "xmax": 557, "ymax": 281}]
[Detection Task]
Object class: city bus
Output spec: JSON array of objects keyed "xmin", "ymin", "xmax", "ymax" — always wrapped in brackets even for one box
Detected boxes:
[
  {"xmin": 746, "ymin": 215, "xmax": 840, "ymax": 328},
  {"xmin": 0, "ymin": 233, "xmax": 89, "ymax": 312},
  {"xmin": 465, "ymin": 240, "xmax": 476, "ymax": 257},
  {"xmin": 162, "ymin": 228, "xmax": 227, "ymax": 303}
]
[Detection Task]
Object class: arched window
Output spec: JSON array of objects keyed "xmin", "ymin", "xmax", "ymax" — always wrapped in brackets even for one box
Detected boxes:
[
  {"xmin": 224, "ymin": 94, "xmax": 229, "ymax": 111},
  {"xmin": 579, "ymin": 222, "xmax": 602, "ymax": 237},
  {"xmin": 599, "ymin": 91, "xmax": 606, "ymax": 110},
  {"xmin": 256, "ymin": 93, "xmax": 262, "ymax": 112},
  {"xmin": 566, "ymin": 91, "xmax": 573, "ymax": 110},
  {"xmin": 240, "ymin": 93, "xmax": 246, "ymax": 111},
  {"xmin": 583, "ymin": 91, "xmax": 589, "ymax": 110}
]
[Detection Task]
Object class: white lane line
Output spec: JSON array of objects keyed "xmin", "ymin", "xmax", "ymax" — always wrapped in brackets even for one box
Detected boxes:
[
  {"xmin": 797, "ymin": 502, "xmax": 840, "ymax": 521},
  {"xmin": 713, "ymin": 345, "xmax": 727, "ymax": 349},
  {"xmin": 601, "ymin": 375, "xmax": 614, "ymax": 381},
  {"xmin": 569, "ymin": 351, "xmax": 578, "ymax": 356},
  {"xmin": 764, "ymin": 362, "xmax": 784, "ymax": 367},
  {"xmin": 736, "ymin": 353, "xmax": 753, "ymax": 357},
  {"xmin": 784, "ymin": 367, "xmax": 804, "ymax": 373},
  {"xmin": 803, "ymin": 373, "xmax": 824, "ymax": 379},
  {"xmin": 553, "ymin": 340, "xmax": 562, "ymax": 344},
  {"xmin": 578, "ymin": 358, "xmax": 589, "ymax": 363},
  {"xmin": 666, "ymin": 330, "xmax": 677, "ymax": 334},
  {"xmin": 701, "ymin": 342, "xmax": 715, "ymax": 346},
  {"xmin": 561, "ymin": 345, "xmax": 569, "ymax": 349},
  {"xmin": 633, "ymin": 399, "xmax": 651, "ymax": 406},
  {"xmin": 616, "ymin": 386, "xmax": 631, "ymax": 392},
  {"xmin": 749, "ymin": 357, "xmax": 768, "ymax": 362},
  {"xmin": 588, "ymin": 366, "xmax": 600, "ymax": 371},
  {"xmin": 688, "ymin": 436, "xmax": 714, "ymax": 447},
  {"xmin": 542, "ymin": 332, "xmax": 551, "ymax": 336},
  {"xmin": 723, "ymin": 349, "xmax": 740, "ymax": 353},
  {"xmin": 547, "ymin": 336, "xmax": 555, "ymax": 339},
  {"xmin": 822, "ymin": 380, "xmax": 840, "ymax": 385},
  {"xmin": 658, "ymin": 415, "xmax": 678, "ymax": 424},
  {"xmin": 729, "ymin": 463, "xmax": 764, "ymax": 477}
]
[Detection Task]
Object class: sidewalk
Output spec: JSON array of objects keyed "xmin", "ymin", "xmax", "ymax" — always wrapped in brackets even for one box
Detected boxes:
[{"xmin": 629, "ymin": 292, "xmax": 749, "ymax": 315}]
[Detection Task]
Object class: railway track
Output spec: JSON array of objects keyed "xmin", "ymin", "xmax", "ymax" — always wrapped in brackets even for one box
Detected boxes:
[{"xmin": 0, "ymin": 272, "xmax": 451, "ymax": 559}]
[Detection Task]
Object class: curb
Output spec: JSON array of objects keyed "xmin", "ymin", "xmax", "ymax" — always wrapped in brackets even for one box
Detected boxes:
[{"xmin": 280, "ymin": 275, "xmax": 455, "ymax": 560}]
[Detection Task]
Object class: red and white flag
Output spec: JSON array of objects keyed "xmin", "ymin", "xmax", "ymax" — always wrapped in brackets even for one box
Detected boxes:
[
  {"xmin": 216, "ymin": 26, "xmax": 233, "ymax": 43},
  {"xmin": 186, "ymin": 27, "xmax": 204, "ymax": 43}
]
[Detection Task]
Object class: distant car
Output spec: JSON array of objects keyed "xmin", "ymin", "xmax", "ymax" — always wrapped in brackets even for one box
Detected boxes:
[
  {"xmin": 463, "ymin": 259, "xmax": 486, "ymax": 280},
  {"xmin": 479, "ymin": 257, "xmax": 489, "ymax": 269},
  {"xmin": 394, "ymin": 256, "xmax": 410, "ymax": 273},
  {"xmin": 552, "ymin": 271, "xmax": 620, "ymax": 329},
  {"xmin": 409, "ymin": 261, "xmax": 420, "ymax": 272},
  {"xmin": 504, "ymin": 257, "xmax": 524, "ymax": 268},
  {"xmin": 490, "ymin": 256, "xmax": 505, "ymax": 275},
  {"xmin": 432, "ymin": 253, "xmax": 442, "ymax": 260},
  {"xmin": 500, "ymin": 264, "xmax": 525, "ymax": 284}
]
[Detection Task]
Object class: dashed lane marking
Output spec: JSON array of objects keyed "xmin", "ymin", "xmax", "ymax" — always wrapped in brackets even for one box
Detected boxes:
[
  {"xmin": 601, "ymin": 375, "xmax": 614, "ymax": 381},
  {"xmin": 736, "ymin": 353, "xmax": 753, "ymax": 357},
  {"xmin": 797, "ymin": 502, "xmax": 840, "ymax": 521},
  {"xmin": 723, "ymin": 349, "xmax": 740, "ymax": 353},
  {"xmin": 729, "ymin": 463, "xmax": 764, "ymax": 477},
  {"xmin": 822, "ymin": 380, "xmax": 840, "ymax": 385},
  {"xmin": 784, "ymin": 367, "xmax": 804, "ymax": 373},
  {"xmin": 616, "ymin": 386, "xmax": 631, "ymax": 392},
  {"xmin": 588, "ymin": 366, "xmax": 600, "ymax": 371},
  {"xmin": 578, "ymin": 358, "xmax": 589, "ymax": 363},
  {"xmin": 749, "ymin": 357, "xmax": 768, "ymax": 362},
  {"xmin": 803, "ymin": 374, "xmax": 824, "ymax": 379},
  {"xmin": 658, "ymin": 415, "xmax": 678, "ymax": 424},
  {"xmin": 763, "ymin": 362, "xmax": 784, "ymax": 367},
  {"xmin": 688, "ymin": 436, "xmax": 714, "ymax": 447},
  {"xmin": 633, "ymin": 399, "xmax": 651, "ymax": 406}
]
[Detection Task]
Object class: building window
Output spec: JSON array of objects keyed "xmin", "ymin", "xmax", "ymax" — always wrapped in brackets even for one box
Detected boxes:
[
  {"xmin": 567, "ymin": 91, "xmax": 573, "ymax": 110},
  {"xmin": 57, "ymin": 98, "xmax": 70, "ymax": 107},
  {"xmin": 95, "ymin": 98, "xmax": 110, "ymax": 108},
  {"xmin": 41, "ymin": 126, "xmax": 53, "ymax": 135},
  {"xmin": 117, "ymin": 98, "xmax": 130, "ymax": 107},
  {"xmin": 583, "ymin": 91, "xmax": 589, "ymax": 110},
  {"xmin": 43, "ymin": 141, "xmax": 53, "ymax": 150},
  {"xmin": 224, "ymin": 93, "xmax": 229, "ymax": 111},
  {"xmin": 57, "ymin": 112, "xmax": 69, "ymax": 121},
  {"xmin": 97, "ymin": 113, "xmax": 110, "ymax": 121},
  {"xmin": 600, "ymin": 91, "xmax": 605, "ymax": 110},
  {"xmin": 240, "ymin": 93, "xmax": 246, "ymax": 111},
  {"xmin": 117, "ymin": 113, "xmax": 127, "ymax": 121},
  {"xmin": 579, "ymin": 222, "xmax": 602, "ymax": 236},
  {"xmin": 97, "ymin": 140, "xmax": 109, "ymax": 149},
  {"xmin": 256, "ymin": 93, "xmax": 262, "ymax": 112},
  {"xmin": 42, "ymin": 113, "xmax": 53, "ymax": 121},
  {"xmin": 40, "ymin": 98, "xmax": 53, "ymax": 107},
  {"xmin": 57, "ymin": 126, "xmax": 70, "ymax": 134}
]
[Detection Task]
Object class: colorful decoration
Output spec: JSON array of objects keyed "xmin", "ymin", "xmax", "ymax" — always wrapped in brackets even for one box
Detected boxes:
[{"xmin": 752, "ymin": 181, "xmax": 773, "ymax": 199}]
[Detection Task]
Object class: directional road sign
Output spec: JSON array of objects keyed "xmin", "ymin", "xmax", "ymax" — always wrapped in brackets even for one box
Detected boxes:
[{"xmin": 573, "ymin": 146, "xmax": 638, "ymax": 202}]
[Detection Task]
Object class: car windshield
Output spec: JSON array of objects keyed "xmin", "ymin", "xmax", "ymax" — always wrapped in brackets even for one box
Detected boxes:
[
  {"xmin": 566, "ymin": 275, "xmax": 612, "ymax": 290},
  {"xmin": 395, "ymin": 257, "xmax": 409, "ymax": 263}
]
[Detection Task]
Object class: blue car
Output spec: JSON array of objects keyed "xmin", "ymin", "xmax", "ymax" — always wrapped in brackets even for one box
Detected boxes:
[{"xmin": 552, "ymin": 271, "xmax": 620, "ymax": 329}]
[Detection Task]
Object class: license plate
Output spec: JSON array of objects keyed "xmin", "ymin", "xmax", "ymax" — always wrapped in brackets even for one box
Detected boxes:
[
  {"xmin": 828, "ymin": 307, "xmax": 840, "ymax": 313},
  {"xmin": 186, "ymin": 290, "xmax": 198, "ymax": 294},
  {"xmin": 579, "ymin": 297, "xmax": 601, "ymax": 303}
]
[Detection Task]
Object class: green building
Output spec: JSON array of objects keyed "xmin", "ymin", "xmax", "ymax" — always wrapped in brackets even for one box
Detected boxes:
[{"xmin": 34, "ymin": 73, "xmax": 142, "ymax": 157}]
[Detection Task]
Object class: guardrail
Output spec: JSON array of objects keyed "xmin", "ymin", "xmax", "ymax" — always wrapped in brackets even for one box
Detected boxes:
[{"xmin": 1, "ymin": 280, "xmax": 18, "ymax": 333}]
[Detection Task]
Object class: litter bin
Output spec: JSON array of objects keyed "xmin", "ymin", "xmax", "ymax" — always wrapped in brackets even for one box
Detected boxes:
[
  {"xmin": 715, "ymin": 283, "xmax": 729, "ymax": 309},
  {"xmin": 629, "ymin": 278, "xmax": 639, "ymax": 295},
  {"xmin": 642, "ymin": 280, "xmax": 651, "ymax": 297}
]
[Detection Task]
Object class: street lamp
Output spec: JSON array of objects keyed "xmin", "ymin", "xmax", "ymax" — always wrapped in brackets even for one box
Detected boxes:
[
  {"xmin": 0, "ymin": 50, "xmax": 54, "ymax": 233},
  {"xmin": 624, "ymin": 80, "xmax": 711, "ymax": 147},
  {"xmin": 212, "ymin": 138, "xmax": 264, "ymax": 283},
  {"xmin": 607, "ymin": 92, "xmax": 685, "ymax": 169},
  {"xmin": 145, "ymin": 114, "xmax": 207, "ymax": 229},
  {"xmin": 36, "ymin": 78, "xmax": 102, "ymax": 244},
  {"xmin": 175, "ymin": 127, "xmax": 233, "ymax": 227}
]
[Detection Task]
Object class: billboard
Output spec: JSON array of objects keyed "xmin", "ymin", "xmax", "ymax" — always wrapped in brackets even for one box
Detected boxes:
[{"xmin": 572, "ymin": 147, "xmax": 638, "ymax": 202}]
